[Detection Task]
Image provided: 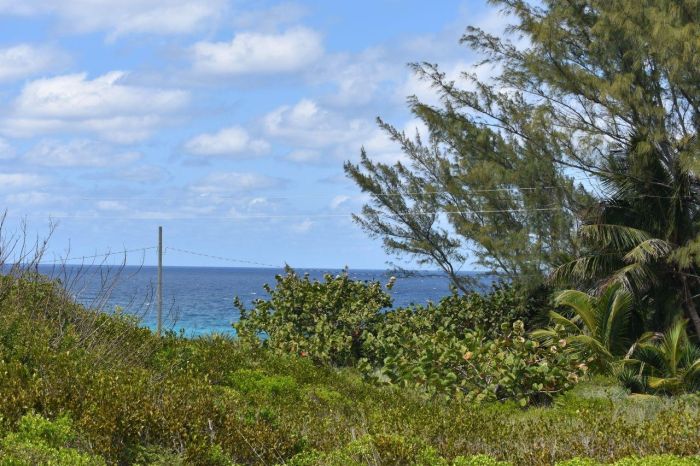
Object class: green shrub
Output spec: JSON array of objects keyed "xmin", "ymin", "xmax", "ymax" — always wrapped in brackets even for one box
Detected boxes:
[
  {"xmin": 235, "ymin": 271, "xmax": 578, "ymax": 404},
  {"xmin": 361, "ymin": 284, "xmax": 542, "ymax": 366},
  {"xmin": 0, "ymin": 413, "xmax": 105, "ymax": 466},
  {"xmin": 3, "ymin": 270, "xmax": 700, "ymax": 465},
  {"xmin": 556, "ymin": 456, "xmax": 700, "ymax": 465},
  {"xmin": 453, "ymin": 455, "xmax": 512, "ymax": 465},
  {"xmin": 370, "ymin": 319, "xmax": 585, "ymax": 405},
  {"xmin": 612, "ymin": 456, "xmax": 700, "ymax": 465},
  {"xmin": 226, "ymin": 369, "xmax": 299, "ymax": 397},
  {"xmin": 234, "ymin": 267, "xmax": 393, "ymax": 366},
  {"xmin": 287, "ymin": 434, "xmax": 451, "ymax": 466}
]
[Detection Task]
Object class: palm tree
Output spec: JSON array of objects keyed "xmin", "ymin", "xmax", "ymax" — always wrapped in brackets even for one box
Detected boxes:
[
  {"xmin": 532, "ymin": 284, "xmax": 633, "ymax": 372},
  {"xmin": 553, "ymin": 131, "xmax": 700, "ymax": 337},
  {"xmin": 622, "ymin": 318, "xmax": 700, "ymax": 395}
]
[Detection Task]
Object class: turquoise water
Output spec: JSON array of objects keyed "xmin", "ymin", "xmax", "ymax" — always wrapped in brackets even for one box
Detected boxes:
[{"xmin": 39, "ymin": 265, "xmax": 493, "ymax": 336}]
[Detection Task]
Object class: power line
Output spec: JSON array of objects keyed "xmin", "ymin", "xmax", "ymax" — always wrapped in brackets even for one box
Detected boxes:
[
  {"xmin": 39, "ymin": 246, "xmax": 157, "ymax": 264},
  {"xmin": 36, "ymin": 244, "xmax": 279, "ymax": 269},
  {"xmin": 165, "ymin": 246, "xmax": 279, "ymax": 268}
]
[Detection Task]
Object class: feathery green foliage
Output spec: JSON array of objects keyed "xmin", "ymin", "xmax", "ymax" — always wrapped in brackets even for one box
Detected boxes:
[{"xmin": 347, "ymin": 0, "xmax": 700, "ymax": 338}]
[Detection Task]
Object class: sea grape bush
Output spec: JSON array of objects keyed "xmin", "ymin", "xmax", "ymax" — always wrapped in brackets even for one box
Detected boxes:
[
  {"xmin": 236, "ymin": 269, "xmax": 581, "ymax": 404},
  {"xmin": 368, "ymin": 319, "xmax": 586, "ymax": 405},
  {"xmin": 234, "ymin": 267, "xmax": 393, "ymax": 366},
  {"xmin": 428, "ymin": 283, "xmax": 548, "ymax": 339},
  {"xmin": 362, "ymin": 284, "xmax": 545, "ymax": 364}
]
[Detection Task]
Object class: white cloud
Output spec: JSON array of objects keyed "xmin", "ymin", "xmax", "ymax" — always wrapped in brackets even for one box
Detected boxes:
[
  {"xmin": 191, "ymin": 27, "xmax": 323, "ymax": 75},
  {"xmin": 311, "ymin": 48, "xmax": 397, "ymax": 107},
  {"xmin": 0, "ymin": 173, "xmax": 47, "ymax": 190},
  {"xmin": 263, "ymin": 99, "xmax": 410, "ymax": 165},
  {"xmin": 0, "ymin": 44, "xmax": 67, "ymax": 83},
  {"xmin": 291, "ymin": 218, "xmax": 313, "ymax": 233},
  {"xmin": 286, "ymin": 149, "xmax": 322, "ymax": 163},
  {"xmin": 3, "ymin": 191, "xmax": 53, "ymax": 206},
  {"xmin": 25, "ymin": 139, "xmax": 141, "ymax": 167},
  {"xmin": 185, "ymin": 126, "xmax": 270, "ymax": 157},
  {"xmin": 3, "ymin": 72, "xmax": 189, "ymax": 143},
  {"xmin": 0, "ymin": 138, "xmax": 15, "ymax": 160},
  {"xmin": 330, "ymin": 195, "xmax": 350, "ymax": 210},
  {"xmin": 0, "ymin": 0, "xmax": 227, "ymax": 39},
  {"xmin": 264, "ymin": 99, "xmax": 372, "ymax": 148},
  {"xmin": 189, "ymin": 171, "xmax": 284, "ymax": 195}
]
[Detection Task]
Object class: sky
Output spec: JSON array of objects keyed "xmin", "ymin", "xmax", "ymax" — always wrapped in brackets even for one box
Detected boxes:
[{"xmin": 0, "ymin": 0, "xmax": 503, "ymax": 269}]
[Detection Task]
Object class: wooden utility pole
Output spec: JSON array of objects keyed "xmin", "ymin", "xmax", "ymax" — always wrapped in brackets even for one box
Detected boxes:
[{"xmin": 157, "ymin": 226, "xmax": 163, "ymax": 336}]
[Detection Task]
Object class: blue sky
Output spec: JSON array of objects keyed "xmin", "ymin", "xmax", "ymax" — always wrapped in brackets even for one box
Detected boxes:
[{"xmin": 0, "ymin": 0, "xmax": 502, "ymax": 269}]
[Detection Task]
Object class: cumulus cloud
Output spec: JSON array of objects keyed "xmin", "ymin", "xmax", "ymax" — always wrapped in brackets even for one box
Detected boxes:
[
  {"xmin": 184, "ymin": 126, "xmax": 270, "ymax": 158},
  {"xmin": 286, "ymin": 149, "xmax": 322, "ymax": 164},
  {"xmin": 189, "ymin": 171, "xmax": 285, "ymax": 195},
  {"xmin": 264, "ymin": 99, "xmax": 372, "ymax": 148},
  {"xmin": 264, "ymin": 99, "xmax": 414, "ymax": 165},
  {"xmin": 0, "ymin": 173, "xmax": 47, "ymax": 190},
  {"xmin": 311, "ymin": 48, "xmax": 398, "ymax": 107},
  {"xmin": 2, "ymin": 71, "xmax": 188, "ymax": 143},
  {"xmin": 290, "ymin": 218, "xmax": 314, "ymax": 233},
  {"xmin": 330, "ymin": 195, "xmax": 350, "ymax": 210},
  {"xmin": 0, "ymin": 44, "xmax": 67, "ymax": 83},
  {"xmin": 25, "ymin": 139, "xmax": 141, "ymax": 167},
  {"xmin": 191, "ymin": 27, "xmax": 323, "ymax": 76},
  {"xmin": 0, "ymin": 0, "xmax": 227, "ymax": 39}
]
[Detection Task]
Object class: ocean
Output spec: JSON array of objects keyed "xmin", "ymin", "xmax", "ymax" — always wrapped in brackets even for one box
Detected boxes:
[{"xmin": 37, "ymin": 265, "xmax": 493, "ymax": 336}]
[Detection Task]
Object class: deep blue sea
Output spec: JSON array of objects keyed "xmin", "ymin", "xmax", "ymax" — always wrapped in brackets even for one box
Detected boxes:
[{"xmin": 36, "ymin": 265, "xmax": 493, "ymax": 336}]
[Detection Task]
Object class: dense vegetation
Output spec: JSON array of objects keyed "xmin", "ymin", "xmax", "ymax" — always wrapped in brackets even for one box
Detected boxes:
[
  {"xmin": 2, "ymin": 0, "xmax": 700, "ymax": 464},
  {"xmin": 0, "ymin": 270, "xmax": 700, "ymax": 465}
]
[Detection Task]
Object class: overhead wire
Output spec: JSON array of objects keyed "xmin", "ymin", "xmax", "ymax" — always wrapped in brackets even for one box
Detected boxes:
[
  {"xmin": 39, "ymin": 246, "xmax": 158, "ymax": 264},
  {"xmin": 36, "ymin": 245, "xmax": 279, "ymax": 268},
  {"xmin": 165, "ymin": 247, "xmax": 279, "ymax": 268}
]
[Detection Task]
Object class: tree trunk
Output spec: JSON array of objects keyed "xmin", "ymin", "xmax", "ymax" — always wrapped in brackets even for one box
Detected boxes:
[{"xmin": 682, "ymin": 275, "xmax": 700, "ymax": 337}]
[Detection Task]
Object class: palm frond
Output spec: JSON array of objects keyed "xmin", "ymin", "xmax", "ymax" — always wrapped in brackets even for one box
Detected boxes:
[
  {"xmin": 549, "ymin": 253, "xmax": 618, "ymax": 286},
  {"xmin": 580, "ymin": 224, "xmax": 651, "ymax": 251},
  {"xmin": 684, "ymin": 358, "xmax": 700, "ymax": 382},
  {"xmin": 554, "ymin": 290, "xmax": 596, "ymax": 333},
  {"xmin": 670, "ymin": 233, "xmax": 700, "ymax": 269},
  {"xmin": 624, "ymin": 331, "xmax": 660, "ymax": 359},
  {"xmin": 603, "ymin": 262, "xmax": 657, "ymax": 294},
  {"xmin": 604, "ymin": 286, "xmax": 634, "ymax": 354},
  {"xmin": 662, "ymin": 318, "xmax": 689, "ymax": 376},
  {"xmin": 623, "ymin": 238, "xmax": 673, "ymax": 264},
  {"xmin": 647, "ymin": 376, "xmax": 682, "ymax": 392},
  {"xmin": 633, "ymin": 345, "xmax": 669, "ymax": 374},
  {"xmin": 548, "ymin": 311, "xmax": 581, "ymax": 333},
  {"xmin": 567, "ymin": 334, "xmax": 614, "ymax": 362}
]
